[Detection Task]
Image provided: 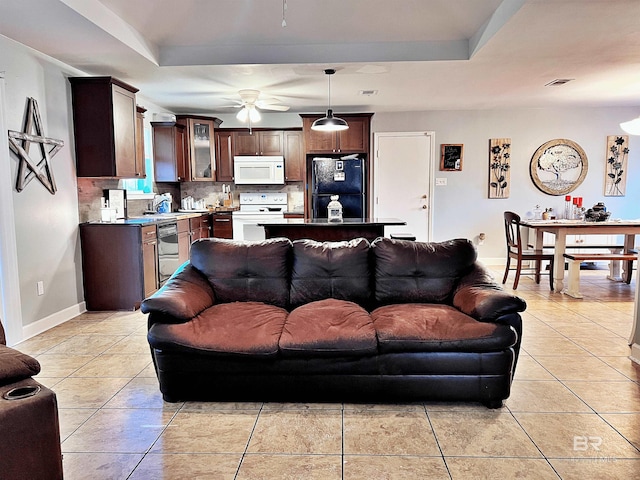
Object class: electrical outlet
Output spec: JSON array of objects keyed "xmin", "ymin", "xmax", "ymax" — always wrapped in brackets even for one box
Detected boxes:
[
  {"xmin": 435, "ymin": 178, "xmax": 447, "ymax": 186},
  {"xmin": 37, "ymin": 281, "xmax": 44, "ymax": 296}
]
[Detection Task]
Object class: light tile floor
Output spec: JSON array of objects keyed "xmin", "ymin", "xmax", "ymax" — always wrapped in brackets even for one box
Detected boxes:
[{"xmin": 15, "ymin": 267, "xmax": 640, "ymax": 479}]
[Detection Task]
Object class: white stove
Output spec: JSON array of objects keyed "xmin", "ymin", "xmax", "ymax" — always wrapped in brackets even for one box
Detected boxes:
[{"xmin": 232, "ymin": 192, "xmax": 288, "ymax": 241}]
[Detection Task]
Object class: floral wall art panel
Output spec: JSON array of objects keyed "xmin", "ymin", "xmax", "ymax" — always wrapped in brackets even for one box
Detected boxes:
[
  {"xmin": 604, "ymin": 135, "xmax": 629, "ymax": 196},
  {"xmin": 489, "ymin": 138, "xmax": 511, "ymax": 199}
]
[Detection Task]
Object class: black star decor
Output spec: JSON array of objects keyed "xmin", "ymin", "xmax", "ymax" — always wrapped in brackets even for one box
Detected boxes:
[{"xmin": 8, "ymin": 97, "xmax": 63, "ymax": 194}]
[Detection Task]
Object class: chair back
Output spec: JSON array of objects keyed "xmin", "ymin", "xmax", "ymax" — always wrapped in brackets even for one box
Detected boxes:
[{"xmin": 504, "ymin": 211, "xmax": 523, "ymax": 256}]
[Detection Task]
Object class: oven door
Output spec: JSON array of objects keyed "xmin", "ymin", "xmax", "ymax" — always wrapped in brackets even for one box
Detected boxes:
[{"xmin": 232, "ymin": 212, "xmax": 284, "ymax": 241}]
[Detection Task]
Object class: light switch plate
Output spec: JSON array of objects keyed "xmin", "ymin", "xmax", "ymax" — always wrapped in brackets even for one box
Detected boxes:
[{"xmin": 435, "ymin": 178, "xmax": 447, "ymax": 186}]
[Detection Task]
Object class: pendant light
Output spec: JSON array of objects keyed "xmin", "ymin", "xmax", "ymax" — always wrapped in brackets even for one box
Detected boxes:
[{"xmin": 311, "ymin": 69, "xmax": 349, "ymax": 132}]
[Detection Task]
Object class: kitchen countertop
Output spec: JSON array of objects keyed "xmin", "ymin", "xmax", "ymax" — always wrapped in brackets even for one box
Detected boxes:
[
  {"xmin": 82, "ymin": 209, "xmax": 235, "ymax": 226},
  {"xmin": 257, "ymin": 218, "xmax": 405, "ymax": 226}
]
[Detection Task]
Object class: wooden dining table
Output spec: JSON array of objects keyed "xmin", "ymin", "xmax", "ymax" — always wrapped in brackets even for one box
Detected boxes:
[{"xmin": 519, "ymin": 219, "xmax": 640, "ymax": 294}]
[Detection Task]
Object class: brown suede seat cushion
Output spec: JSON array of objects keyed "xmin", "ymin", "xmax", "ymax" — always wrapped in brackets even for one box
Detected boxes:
[
  {"xmin": 280, "ymin": 299, "xmax": 378, "ymax": 357},
  {"xmin": 0, "ymin": 344, "xmax": 41, "ymax": 385},
  {"xmin": 148, "ymin": 302, "xmax": 288, "ymax": 356},
  {"xmin": 371, "ymin": 304, "xmax": 517, "ymax": 353}
]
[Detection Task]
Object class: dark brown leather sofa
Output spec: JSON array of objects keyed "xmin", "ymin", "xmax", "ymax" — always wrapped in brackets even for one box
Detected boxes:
[
  {"xmin": 142, "ymin": 237, "xmax": 526, "ymax": 408},
  {"xmin": 0, "ymin": 321, "xmax": 63, "ymax": 480}
]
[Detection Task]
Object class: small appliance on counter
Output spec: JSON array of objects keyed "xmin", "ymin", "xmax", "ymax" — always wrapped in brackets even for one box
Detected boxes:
[{"xmin": 153, "ymin": 193, "xmax": 173, "ymax": 213}]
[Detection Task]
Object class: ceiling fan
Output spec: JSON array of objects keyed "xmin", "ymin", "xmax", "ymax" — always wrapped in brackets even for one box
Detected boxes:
[{"xmin": 223, "ymin": 89, "xmax": 290, "ymax": 123}]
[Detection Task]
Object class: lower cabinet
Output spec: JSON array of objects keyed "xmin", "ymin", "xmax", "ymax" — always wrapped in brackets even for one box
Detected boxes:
[
  {"xmin": 190, "ymin": 214, "xmax": 211, "ymax": 242},
  {"xmin": 212, "ymin": 212, "xmax": 233, "ymax": 238},
  {"xmin": 177, "ymin": 219, "xmax": 190, "ymax": 264},
  {"xmin": 80, "ymin": 223, "xmax": 158, "ymax": 310}
]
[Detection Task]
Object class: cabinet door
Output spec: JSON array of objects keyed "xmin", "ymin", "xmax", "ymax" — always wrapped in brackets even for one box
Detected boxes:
[
  {"xmin": 142, "ymin": 226, "xmax": 159, "ymax": 298},
  {"xmin": 284, "ymin": 131, "xmax": 304, "ymax": 181},
  {"xmin": 215, "ymin": 131, "xmax": 234, "ymax": 182},
  {"xmin": 189, "ymin": 119, "xmax": 215, "ymax": 180},
  {"xmin": 200, "ymin": 214, "xmax": 211, "ymax": 238},
  {"xmin": 135, "ymin": 106, "xmax": 146, "ymax": 178},
  {"xmin": 234, "ymin": 131, "xmax": 260, "ymax": 155},
  {"xmin": 112, "ymin": 84, "xmax": 138, "ymax": 177},
  {"xmin": 259, "ymin": 131, "xmax": 284, "ymax": 155},
  {"xmin": 153, "ymin": 123, "xmax": 186, "ymax": 182},
  {"xmin": 212, "ymin": 213, "xmax": 233, "ymax": 238},
  {"xmin": 302, "ymin": 117, "xmax": 338, "ymax": 153},
  {"xmin": 338, "ymin": 116, "xmax": 369, "ymax": 153}
]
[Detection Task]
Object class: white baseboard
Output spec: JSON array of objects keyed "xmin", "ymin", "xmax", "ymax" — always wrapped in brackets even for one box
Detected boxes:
[
  {"xmin": 478, "ymin": 257, "xmax": 506, "ymax": 267},
  {"xmin": 20, "ymin": 301, "xmax": 87, "ymax": 342}
]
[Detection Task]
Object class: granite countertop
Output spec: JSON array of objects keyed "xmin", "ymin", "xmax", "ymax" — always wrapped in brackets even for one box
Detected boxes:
[
  {"xmin": 83, "ymin": 209, "xmax": 237, "ymax": 226},
  {"xmin": 257, "ymin": 217, "xmax": 405, "ymax": 227}
]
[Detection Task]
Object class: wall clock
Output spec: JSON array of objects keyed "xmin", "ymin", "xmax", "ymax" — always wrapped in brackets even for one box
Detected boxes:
[{"xmin": 530, "ymin": 138, "xmax": 588, "ymax": 195}]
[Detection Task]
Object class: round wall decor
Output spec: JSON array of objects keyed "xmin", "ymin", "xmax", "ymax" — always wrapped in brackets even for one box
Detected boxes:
[{"xmin": 530, "ymin": 138, "xmax": 588, "ymax": 195}]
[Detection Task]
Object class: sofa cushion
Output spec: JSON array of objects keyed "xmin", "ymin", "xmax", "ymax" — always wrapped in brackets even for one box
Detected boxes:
[
  {"xmin": 190, "ymin": 238, "xmax": 291, "ymax": 308},
  {"xmin": 280, "ymin": 299, "xmax": 377, "ymax": 357},
  {"xmin": 371, "ymin": 304, "xmax": 517, "ymax": 353},
  {"xmin": 290, "ymin": 238, "xmax": 371, "ymax": 309},
  {"xmin": 0, "ymin": 345, "xmax": 41, "ymax": 385},
  {"xmin": 148, "ymin": 302, "xmax": 288, "ymax": 356},
  {"xmin": 372, "ymin": 237, "xmax": 477, "ymax": 305}
]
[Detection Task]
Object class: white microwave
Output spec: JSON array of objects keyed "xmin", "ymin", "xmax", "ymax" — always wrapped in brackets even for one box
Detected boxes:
[{"xmin": 233, "ymin": 156, "xmax": 285, "ymax": 185}]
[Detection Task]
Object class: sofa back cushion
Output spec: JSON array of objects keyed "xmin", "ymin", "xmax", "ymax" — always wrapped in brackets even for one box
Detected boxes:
[
  {"xmin": 190, "ymin": 238, "xmax": 291, "ymax": 308},
  {"xmin": 372, "ymin": 237, "xmax": 477, "ymax": 305},
  {"xmin": 290, "ymin": 238, "xmax": 371, "ymax": 309}
]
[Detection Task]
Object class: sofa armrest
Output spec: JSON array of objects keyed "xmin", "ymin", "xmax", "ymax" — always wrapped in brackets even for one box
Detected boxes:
[
  {"xmin": 0, "ymin": 344, "xmax": 41, "ymax": 386},
  {"xmin": 452, "ymin": 263, "xmax": 526, "ymax": 322},
  {"xmin": 141, "ymin": 263, "xmax": 215, "ymax": 322}
]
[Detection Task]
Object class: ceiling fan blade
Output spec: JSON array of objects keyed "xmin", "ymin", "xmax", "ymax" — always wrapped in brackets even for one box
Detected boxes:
[{"xmin": 258, "ymin": 104, "xmax": 290, "ymax": 112}]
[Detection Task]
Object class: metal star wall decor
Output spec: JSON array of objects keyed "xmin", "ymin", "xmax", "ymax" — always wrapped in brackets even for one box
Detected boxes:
[{"xmin": 8, "ymin": 97, "xmax": 63, "ymax": 194}]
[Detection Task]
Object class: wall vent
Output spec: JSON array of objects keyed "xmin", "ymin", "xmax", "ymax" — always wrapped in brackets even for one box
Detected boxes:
[
  {"xmin": 359, "ymin": 90, "xmax": 378, "ymax": 96},
  {"xmin": 545, "ymin": 79, "xmax": 574, "ymax": 86}
]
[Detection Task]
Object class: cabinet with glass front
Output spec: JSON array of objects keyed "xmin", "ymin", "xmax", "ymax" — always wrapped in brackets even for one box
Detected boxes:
[{"xmin": 177, "ymin": 115, "xmax": 222, "ymax": 181}]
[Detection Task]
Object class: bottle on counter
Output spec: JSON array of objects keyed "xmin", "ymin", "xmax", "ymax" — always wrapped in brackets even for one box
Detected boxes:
[{"xmin": 564, "ymin": 195, "xmax": 572, "ymax": 219}]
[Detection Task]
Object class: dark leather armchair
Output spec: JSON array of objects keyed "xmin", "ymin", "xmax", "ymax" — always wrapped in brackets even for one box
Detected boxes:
[{"xmin": 0, "ymin": 321, "xmax": 63, "ymax": 480}]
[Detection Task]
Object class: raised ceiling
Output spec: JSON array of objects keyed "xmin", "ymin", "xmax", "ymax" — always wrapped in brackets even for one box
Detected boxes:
[{"xmin": 1, "ymin": 0, "xmax": 639, "ymax": 115}]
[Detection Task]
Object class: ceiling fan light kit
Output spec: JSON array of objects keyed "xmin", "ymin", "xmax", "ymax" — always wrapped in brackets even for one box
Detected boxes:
[
  {"xmin": 620, "ymin": 116, "xmax": 640, "ymax": 135},
  {"xmin": 312, "ymin": 69, "xmax": 349, "ymax": 132}
]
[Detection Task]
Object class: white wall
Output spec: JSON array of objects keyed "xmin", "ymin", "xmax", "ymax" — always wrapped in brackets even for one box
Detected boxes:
[
  {"xmin": 372, "ymin": 109, "xmax": 640, "ymax": 262},
  {"xmin": 0, "ymin": 35, "xmax": 84, "ymax": 337}
]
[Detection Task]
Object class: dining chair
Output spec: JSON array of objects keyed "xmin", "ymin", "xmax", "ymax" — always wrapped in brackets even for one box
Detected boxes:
[{"xmin": 503, "ymin": 211, "xmax": 554, "ymax": 290}]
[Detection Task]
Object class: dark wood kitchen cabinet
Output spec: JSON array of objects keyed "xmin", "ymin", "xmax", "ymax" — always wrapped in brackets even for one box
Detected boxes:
[
  {"xmin": 177, "ymin": 219, "xmax": 190, "ymax": 264},
  {"xmin": 301, "ymin": 114, "xmax": 372, "ymax": 154},
  {"xmin": 152, "ymin": 122, "xmax": 187, "ymax": 182},
  {"xmin": 176, "ymin": 115, "xmax": 222, "ymax": 181},
  {"xmin": 212, "ymin": 212, "xmax": 233, "ymax": 238},
  {"xmin": 284, "ymin": 130, "xmax": 304, "ymax": 181},
  {"xmin": 80, "ymin": 223, "xmax": 158, "ymax": 310},
  {"xmin": 190, "ymin": 214, "xmax": 211, "ymax": 242},
  {"xmin": 214, "ymin": 131, "xmax": 234, "ymax": 182},
  {"xmin": 233, "ymin": 130, "xmax": 283, "ymax": 155},
  {"xmin": 70, "ymin": 76, "xmax": 142, "ymax": 178},
  {"xmin": 135, "ymin": 106, "xmax": 147, "ymax": 178}
]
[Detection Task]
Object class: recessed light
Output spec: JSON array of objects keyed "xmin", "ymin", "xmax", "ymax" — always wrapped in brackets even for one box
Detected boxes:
[
  {"xmin": 359, "ymin": 90, "xmax": 378, "ymax": 96},
  {"xmin": 545, "ymin": 79, "xmax": 574, "ymax": 86}
]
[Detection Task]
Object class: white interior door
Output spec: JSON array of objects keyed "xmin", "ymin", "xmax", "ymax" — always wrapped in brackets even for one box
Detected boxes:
[{"xmin": 373, "ymin": 132, "xmax": 434, "ymax": 241}]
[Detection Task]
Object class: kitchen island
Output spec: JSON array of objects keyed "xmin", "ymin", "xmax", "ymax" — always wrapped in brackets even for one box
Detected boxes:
[{"xmin": 258, "ymin": 218, "xmax": 406, "ymax": 242}]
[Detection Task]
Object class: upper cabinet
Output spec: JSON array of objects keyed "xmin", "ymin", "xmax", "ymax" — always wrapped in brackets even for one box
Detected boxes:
[
  {"xmin": 283, "ymin": 130, "xmax": 304, "ymax": 181},
  {"xmin": 152, "ymin": 122, "xmax": 187, "ymax": 182},
  {"xmin": 70, "ymin": 76, "xmax": 142, "ymax": 178},
  {"xmin": 135, "ymin": 106, "xmax": 146, "ymax": 178},
  {"xmin": 214, "ymin": 131, "xmax": 234, "ymax": 183},
  {"xmin": 234, "ymin": 130, "xmax": 284, "ymax": 156},
  {"xmin": 176, "ymin": 115, "xmax": 222, "ymax": 181},
  {"xmin": 301, "ymin": 113, "xmax": 373, "ymax": 155}
]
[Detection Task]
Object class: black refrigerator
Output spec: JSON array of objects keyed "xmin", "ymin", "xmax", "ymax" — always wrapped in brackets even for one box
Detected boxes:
[{"xmin": 312, "ymin": 157, "xmax": 365, "ymax": 218}]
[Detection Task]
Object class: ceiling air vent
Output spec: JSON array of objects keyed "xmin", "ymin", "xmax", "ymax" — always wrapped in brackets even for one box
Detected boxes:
[
  {"xmin": 359, "ymin": 90, "xmax": 378, "ymax": 96},
  {"xmin": 545, "ymin": 79, "xmax": 574, "ymax": 86}
]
